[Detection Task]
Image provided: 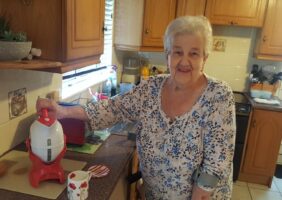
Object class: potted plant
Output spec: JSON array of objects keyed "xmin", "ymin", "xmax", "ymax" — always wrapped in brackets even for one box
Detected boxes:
[{"xmin": 0, "ymin": 16, "xmax": 32, "ymax": 61}]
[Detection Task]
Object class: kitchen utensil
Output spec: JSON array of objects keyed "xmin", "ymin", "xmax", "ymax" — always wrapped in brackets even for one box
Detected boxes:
[
  {"xmin": 27, "ymin": 108, "xmax": 66, "ymax": 187},
  {"xmin": 30, "ymin": 108, "xmax": 64, "ymax": 162}
]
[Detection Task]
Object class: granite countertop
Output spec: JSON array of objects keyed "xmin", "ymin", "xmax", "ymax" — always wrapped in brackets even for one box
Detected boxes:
[
  {"xmin": 245, "ymin": 93, "xmax": 282, "ymax": 112},
  {"xmin": 0, "ymin": 134, "xmax": 135, "ymax": 200}
]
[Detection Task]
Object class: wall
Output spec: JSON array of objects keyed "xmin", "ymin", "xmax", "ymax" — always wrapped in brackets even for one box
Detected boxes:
[
  {"xmin": 113, "ymin": 26, "xmax": 282, "ymax": 95},
  {"xmin": 0, "ymin": 69, "xmax": 61, "ymax": 156}
]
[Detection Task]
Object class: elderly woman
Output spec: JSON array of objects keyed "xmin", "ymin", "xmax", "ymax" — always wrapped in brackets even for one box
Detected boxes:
[{"xmin": 37, "ymin": 16, "xmax": 235, "ymax": 199}]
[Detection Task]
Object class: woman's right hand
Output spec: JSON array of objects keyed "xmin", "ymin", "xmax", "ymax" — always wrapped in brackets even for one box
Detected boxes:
[{"xmin": 36, "ymin": 98, "xmax": 65, "ymax": 119}]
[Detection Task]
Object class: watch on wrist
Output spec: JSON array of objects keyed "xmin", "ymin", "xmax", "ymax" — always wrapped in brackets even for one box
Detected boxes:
[{"xmin": 192, "ymin": 168, "xmax": 219, "ymax": 191}]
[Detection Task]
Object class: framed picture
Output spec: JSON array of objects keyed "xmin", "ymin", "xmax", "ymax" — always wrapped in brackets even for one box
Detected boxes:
[
  {"xmin": 8, "ymin": 88, "xmax": 27, "ymax": 119},
  {"xmin": 213, "ymin": 38, "xmax": 227, "ymax": 52}
]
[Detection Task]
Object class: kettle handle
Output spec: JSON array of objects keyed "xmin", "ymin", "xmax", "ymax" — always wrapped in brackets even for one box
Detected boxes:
[
  {"xmin": 41, "ymin": 108, "xmax": 49, "ymax": 118},
  {"xmin": 38, "ymin": 108, "xmax": 55, "ymax": 126}
]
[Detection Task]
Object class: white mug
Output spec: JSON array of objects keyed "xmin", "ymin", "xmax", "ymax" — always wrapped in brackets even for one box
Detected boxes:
[{"xmin": 67, "ymin": 170, "xmax": 91, "ymax": 200}]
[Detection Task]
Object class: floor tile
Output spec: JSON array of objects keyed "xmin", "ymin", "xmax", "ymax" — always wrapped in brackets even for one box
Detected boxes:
[
  {"xmin": 248, "ymin": 182, "xmax": 280, "ymax": 192},
  {"xmin": 232, "ymin": 185, "xmax": 252, "ymax": 200},
  {"xmin": 273, "ymin": 176, "xmax": 282, "ymax": 193},
  {"xmin": 234, "ymin": 181, "xmax": 248, "ymax": 187},
  {"xmin": 249, "ymin": 188, "xmax": 282, "ymax": 200}
]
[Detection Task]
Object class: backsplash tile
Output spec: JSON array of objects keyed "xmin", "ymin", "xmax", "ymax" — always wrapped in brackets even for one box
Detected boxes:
[
  {"xmin": 0, "ymin": 69, "xmax": 62, "ymax": 155},
  {"xmin": 113, "ymin": 26, "xmax": 282, "ymax": 95}
]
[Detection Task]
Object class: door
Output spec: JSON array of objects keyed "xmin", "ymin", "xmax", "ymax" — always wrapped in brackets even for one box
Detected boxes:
[
  {"xmin": 142, "ymin": 0, "xmax": 176, "ymax": 47},
  {"xmin": 65, "ymin": 0, "xmax": 105, "ymax": 61},
  {"xmin": 205, "ymin": 0, "xmax": 267, "ymax": 27},
  {"xmin": 257, "ymin": 0, "xmax": 282, "ymax": 56},
  {"xmin": 243, "ymin": 109, "xmax": 282, "ymax": 176}
]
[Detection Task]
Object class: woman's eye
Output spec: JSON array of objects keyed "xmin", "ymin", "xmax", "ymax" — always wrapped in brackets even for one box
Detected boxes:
[
  {"xmin": 172, "ymin": 51, "xmax": 182, "ymax": 56},
  {"xmin": 190, "ymin": 52, "xmax": 200, "ymax": 57}
]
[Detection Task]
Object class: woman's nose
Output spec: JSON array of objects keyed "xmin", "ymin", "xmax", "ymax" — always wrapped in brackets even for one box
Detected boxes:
[{"xmin": 179, "ymin": 54, "xmax": 191, "ymax": 65}]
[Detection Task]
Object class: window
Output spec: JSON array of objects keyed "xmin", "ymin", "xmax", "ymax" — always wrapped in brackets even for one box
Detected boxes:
[{"xmin": 62, "ymin": 0, "xmax": 114, "ymax": 99}]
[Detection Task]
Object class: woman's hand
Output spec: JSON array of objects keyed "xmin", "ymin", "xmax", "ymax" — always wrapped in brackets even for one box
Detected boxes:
[
  {"xmin": 191, "ymin": 184, "xmax": 212, "ymax": 200},
  {"xmin": 36, "ymin": 98, "xmax": 65, "ymax": 119}
]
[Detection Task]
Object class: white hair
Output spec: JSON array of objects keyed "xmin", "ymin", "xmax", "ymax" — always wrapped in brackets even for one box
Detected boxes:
[{"xmin": 164, "ymin": 16, "xmax": 213, "ymax": 57}]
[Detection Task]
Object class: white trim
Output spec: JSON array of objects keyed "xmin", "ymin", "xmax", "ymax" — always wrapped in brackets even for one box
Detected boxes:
[{"xmin": 62, "ymin": 68, "xmax": 110, "ymax": 100}]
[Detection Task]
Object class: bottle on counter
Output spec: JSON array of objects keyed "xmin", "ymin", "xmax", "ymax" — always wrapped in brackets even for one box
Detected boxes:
[
  {"xmin": 140, "ymin": 65, "xmax": 150, "ymax": 81},
  {"xmin": 110, "ymin": 65, "xmax": 118, "ymax": 96}
]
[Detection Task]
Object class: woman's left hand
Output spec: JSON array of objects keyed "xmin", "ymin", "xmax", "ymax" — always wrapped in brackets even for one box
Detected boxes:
[{"xmin": 191, "ymin": 184, "xmax": 212, "ymax": 200}]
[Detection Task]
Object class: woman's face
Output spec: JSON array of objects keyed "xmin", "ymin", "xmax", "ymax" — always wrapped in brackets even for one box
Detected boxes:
[{"xmin": 167, "ymin": 33, "xmax": 207, "ymax": 86}]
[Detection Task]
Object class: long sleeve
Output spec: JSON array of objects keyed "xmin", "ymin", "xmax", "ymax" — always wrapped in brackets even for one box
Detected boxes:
[
  {"xmin": 200, "ymin": 86, "xmax": 236, "ymax": 187},
  {"xmin": 83, "ymin": 80, "xmax": 148, "ymax": 130}
]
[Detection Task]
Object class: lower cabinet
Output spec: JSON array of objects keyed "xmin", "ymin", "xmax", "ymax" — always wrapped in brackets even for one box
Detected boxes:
[
  {"xmin": 109, "ymin": 161, "xmax": 130, "ymax": 200},
  {"xmin": 239, "ymin": 109, "xmax": 282, "ymax": 186}
]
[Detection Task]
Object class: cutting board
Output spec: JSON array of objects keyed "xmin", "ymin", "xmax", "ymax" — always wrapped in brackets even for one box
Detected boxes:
[{"xmin": 0, "ymin": 150, "xmax": 86, "ymax": 199}]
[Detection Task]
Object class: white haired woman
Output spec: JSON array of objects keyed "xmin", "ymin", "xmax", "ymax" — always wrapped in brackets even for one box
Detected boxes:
[{"xmin": 37, "ymin": 16, "xmax": 235, "ymax": 200}]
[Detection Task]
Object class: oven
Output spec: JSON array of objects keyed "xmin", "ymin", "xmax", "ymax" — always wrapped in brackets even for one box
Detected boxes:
[{"xmin": 233, "ymin": 92, "xmax": 251, "ymax": 181}]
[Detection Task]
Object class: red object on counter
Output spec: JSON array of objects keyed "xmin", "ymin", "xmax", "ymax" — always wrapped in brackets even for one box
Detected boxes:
[
  {"xmin": 26, "ymin": 136, "xmax": 66, "ymax": 188},
  {"xmin": 59, "ymin": 118, "xmax": 85, "ymax": 145},
  {"xmin": 37, "ymin": 108, "xmax": 55, "ymax": 126}
]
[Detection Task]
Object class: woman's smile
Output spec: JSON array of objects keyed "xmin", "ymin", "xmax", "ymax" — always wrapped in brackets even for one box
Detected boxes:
[{"xmin": 176, "ymin": 65, "xmax": 192, "ymax": 73}]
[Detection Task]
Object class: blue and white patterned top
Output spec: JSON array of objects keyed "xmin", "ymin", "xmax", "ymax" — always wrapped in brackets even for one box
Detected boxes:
[{"xmin": 84, "ymin": 74, "xmax": 236, "ymax": 200}]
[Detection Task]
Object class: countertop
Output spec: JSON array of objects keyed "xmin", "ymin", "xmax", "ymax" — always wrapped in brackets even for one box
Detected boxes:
[
  {"xmin": 0, "ymin": 134, "xmax": 136, "ymax": 200},
  {"xmin": 244, "ymin": 93, "xmax": 282, "ymax": 112}
]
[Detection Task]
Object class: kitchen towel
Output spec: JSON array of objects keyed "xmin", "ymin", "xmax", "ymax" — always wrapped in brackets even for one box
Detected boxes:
[{"xmin": 253, "ymin": 98, "xmax": 280, "ymax": 105}]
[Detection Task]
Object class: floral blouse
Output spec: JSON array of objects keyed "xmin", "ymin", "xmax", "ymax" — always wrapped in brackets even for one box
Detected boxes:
[{"xmin": 84, "ymin": 74, "xmax": 236, "ymax": 200}]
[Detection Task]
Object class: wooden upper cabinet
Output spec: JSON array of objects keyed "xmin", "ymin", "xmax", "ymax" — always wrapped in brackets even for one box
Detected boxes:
[
  {"xmin": 0, "ymin": 0, "xmax": 105, "ymax": 73},
  {"xmin": 65, "ymin": 0, "xmax": 105, "ymax": 61},
  {"xmin": 240, "ymin": 109, "xmax": 282, "ymax": 185},
  {"xmin": 205, "ymin": 0, "xmax": 267, "ymax": 27},
  {"xmin": 255, "ymin": 0, "xmax": 282, "ymax": 61},
  {"xmin": 177, "ymin": 0, "xmax": 206, "ymax": 16},
  {"xmin": 142, "ymin": 0, "xmax": 176, "ymax": 47}
]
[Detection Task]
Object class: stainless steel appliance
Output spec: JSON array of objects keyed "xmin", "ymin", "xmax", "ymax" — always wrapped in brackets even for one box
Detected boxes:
[{"xmin": 233, "ymin": 92, "xmax": 251, "ymax": 181}]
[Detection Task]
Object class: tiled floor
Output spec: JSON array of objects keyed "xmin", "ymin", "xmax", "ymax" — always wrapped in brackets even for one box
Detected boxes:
[{"xmin": 232, "ymin": 176, "xmax": 282, "ymax": 200}]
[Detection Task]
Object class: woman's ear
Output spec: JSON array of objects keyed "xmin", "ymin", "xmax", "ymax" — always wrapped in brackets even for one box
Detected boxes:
[{"xmin": 201, "ymin": 55, "xmax": 209, "ymax": 72}]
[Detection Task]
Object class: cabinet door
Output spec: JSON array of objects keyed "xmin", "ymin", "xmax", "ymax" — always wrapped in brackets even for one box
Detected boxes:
[
  {"xmin": 142, "ymin": 0, "xmax": 176, "ymax": 47},
  {"xmin": 65, "ymin": 0, "xmax": 105, "ymax": 61},
  {"xmin": 177, "ymin": 0, "xmax": 206, "ymax": 16},
  {"xmin": 0, "ymin": 0, "xmax": 63, "ymax": 61},
  {"xmin": 243, "ymin": 109, "xmax": 282, "ymax": 176},
  {"xmin": 256, "ymin": 0, "xmax": 282, "ymax": 60},
  {"xmin": 205, "ymin": 0, "xmax": 267, "ymax": 27}
]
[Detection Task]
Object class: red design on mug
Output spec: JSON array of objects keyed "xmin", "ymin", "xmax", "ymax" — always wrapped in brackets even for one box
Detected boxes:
[
  {"xmin": 69, "ymin": 183, "xmax": 76, "ymax": 190},
  {"xmin": 80, "ymin": 181, "xmax": 88, "ymax": 188},
  {"xmin": 70, "ymin": 173, "xmax": 76, "ymax": 179}
]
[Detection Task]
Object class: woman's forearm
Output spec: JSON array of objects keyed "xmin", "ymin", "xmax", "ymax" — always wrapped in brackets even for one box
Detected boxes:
[{"xmin": 61, "ymin": 105, "xmax": 89, "ymax": 121}]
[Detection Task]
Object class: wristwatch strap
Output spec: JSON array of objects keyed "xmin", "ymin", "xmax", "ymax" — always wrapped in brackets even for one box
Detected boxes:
[{"xmin": 192, "ymin": 168, "xmax": 219, "ymax": 190}]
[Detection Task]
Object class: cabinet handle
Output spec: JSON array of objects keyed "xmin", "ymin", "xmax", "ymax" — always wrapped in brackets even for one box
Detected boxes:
[
  {"xmin": 102, "ymin": 26, "xmax": 108, "ymax": 32},
  {"xmin": 263, "ymin": 36, "xmax": 267, "ymax": 42},
  {"xmin": 145, "ymin": 29, "xmax": 149, "ymax": 34},
  {"xmin": 230, "ymin": 21, "xmax": 238, "ymax": 25},
  {"xmin": 21, "ymin": 0, "xmax": 32, "ymax": 6}
]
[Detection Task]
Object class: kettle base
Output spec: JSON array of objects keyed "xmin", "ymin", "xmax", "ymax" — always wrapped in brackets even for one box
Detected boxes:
[{"xmin": 26, "ymin": 137, "xmax": 66, "ymax": 188}]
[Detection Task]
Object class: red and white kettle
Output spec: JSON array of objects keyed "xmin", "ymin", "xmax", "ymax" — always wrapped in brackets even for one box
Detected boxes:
[{"xmin": 30, "ymin": 108, "xmax": 64, "ymax": 163}]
